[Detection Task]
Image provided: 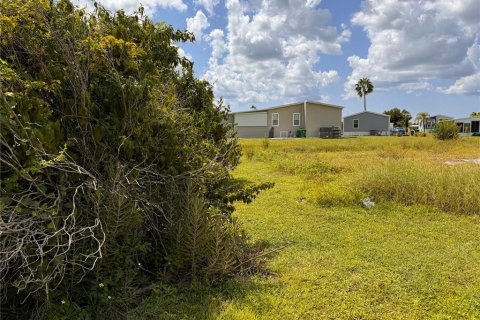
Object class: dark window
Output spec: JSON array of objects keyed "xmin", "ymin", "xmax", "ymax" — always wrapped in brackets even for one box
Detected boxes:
[
  {"xmin": 353, "ymin": 119, "xmax": 359, "ymax": 129},
  {"xmin": 472, "ymin": 121, "xmax": 479, "ymax": 133}
]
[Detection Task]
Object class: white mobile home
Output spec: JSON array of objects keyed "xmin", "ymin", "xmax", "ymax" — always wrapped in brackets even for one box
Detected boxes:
[{"xmin": 454, "ymin": 117, "xmax": 480, "ymax": 136}]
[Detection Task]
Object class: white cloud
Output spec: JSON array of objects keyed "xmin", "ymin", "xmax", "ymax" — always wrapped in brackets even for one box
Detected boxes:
[
  {"xmin": 344, "ymin": 0, "xmax": 480, "ymax": 98},
  {"xmin": 177, "ymin": 47, "xmax": 192, "ymax": 61},
  {"xmin": 203, "ymin": 0, "xmax": 347, "ymax": 108},
  {"xmin": 73, "ymin": 0, "xmax": 187, "ymax": 15},
  {"xmin": 320, "ymin": 95, "xmax": 331, "ymax": 102},
  {"xmin": 439, "ymin": 73, "xmax": 480, "ymax": 95},
  {"xmin": 186, "ymin": 10, "xmax": 210, "ymax": 41},
  {"xmin": 206, "ymin": 29, "xmax": 226, "ymax": 65},
  {"xmin": 194, "ymin": 0, "xmax": 220, "ymax": 15}
]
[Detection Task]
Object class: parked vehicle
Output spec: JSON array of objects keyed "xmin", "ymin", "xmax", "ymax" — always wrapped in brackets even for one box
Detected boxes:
[{"xmin": 392, "ymin": 127, "xmax": 406, "ymax": 135}]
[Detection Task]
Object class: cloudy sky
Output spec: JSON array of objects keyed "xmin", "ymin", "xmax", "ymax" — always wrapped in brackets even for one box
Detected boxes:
[{"xmin": 75, "ymin": 0, "xmax": 479, "ymax": 117}]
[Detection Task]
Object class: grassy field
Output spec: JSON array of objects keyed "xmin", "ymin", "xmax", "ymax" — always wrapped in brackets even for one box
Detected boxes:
[{"xmin": 130, "ymin": 136, "xmax": 480, "ymax": 319}]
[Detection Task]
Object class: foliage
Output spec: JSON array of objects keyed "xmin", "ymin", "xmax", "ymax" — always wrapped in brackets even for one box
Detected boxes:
[
  {"xmin": 432, "ymin": 121, "xmax": 459, "ymax": 140},
  {"xmin": 470, "ymin": 112, "xmax": 480, "ymax": 117},
  {"xmin": 383, "ymin": 108, "xmax": 404, "ymax": 127},
  {"xmin": 354, "ymin": 78, "xmax": 374, "ymax": 111},
  {"xmin": 0, "ymin": 0, "xmax": 271, "ymax": 317},
  {"xmin": 415, "ymin": 112, "xmax": 430, "ymax": 131},
  {"xmin": 384, "ymin": 108, "xmax": 411, "ymax": 128},
  {"xmin": 401, "ymin": 109, "xmax": 412, "ymax": 132}
]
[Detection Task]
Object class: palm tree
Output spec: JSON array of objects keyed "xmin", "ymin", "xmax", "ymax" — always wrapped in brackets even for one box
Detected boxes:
[
  {"xmin": 416, "ymin": 112, "xmax": 430, "ymax": 132},
  {"xmin": 402, "ymin": 109, "xmax": 412, "ymax": 134},
  {"xmin": 355, "ymin": 78, "xmax": 374, "ymax": 111}
]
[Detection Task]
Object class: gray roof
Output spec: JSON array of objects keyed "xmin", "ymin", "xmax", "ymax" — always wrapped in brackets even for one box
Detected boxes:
[
  {"xmin": 429, "ymin": 114, "xmax": 453, "ymax": 119},
  {"xmin": 344, "ymin": 110, "xmax": 389, "ymax": 119},
  {"xmin": 232, "ymin": 101, "xmax": 344, "ymax": 114},
  {"xmin": 454, "ymin": 117, "xmax": 480, "ymax": 122}
]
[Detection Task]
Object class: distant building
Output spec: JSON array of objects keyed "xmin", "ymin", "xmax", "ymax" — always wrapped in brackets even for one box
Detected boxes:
[
  {"xmin": 343, "ymin": 111, "xmax": 390, "ymax": 136},
  {"xmin": 424, "ymin": 114, "xmax": 454, "ymax": 132},
  {"xmin": 228, "ymin": 101, "xmax": 343, "ymax": 138},
  {"xmin": 454, "ymin": 116, "xmax": 480, "ymax": 136}
]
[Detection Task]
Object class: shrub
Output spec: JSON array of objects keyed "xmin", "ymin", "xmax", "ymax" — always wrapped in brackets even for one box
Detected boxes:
[
  {"xmin": 0, "ymin": 1, "xmax": 271, "ymax": 317},
  {"xmin": 432, "ymin": 121, "xmax": 459, "ymax": 140}
]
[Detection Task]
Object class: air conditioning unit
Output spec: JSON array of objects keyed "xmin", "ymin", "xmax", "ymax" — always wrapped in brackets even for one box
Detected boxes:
[{"xmin": 280, "ymin": 131, "xmax": 289, "ymax": 138}]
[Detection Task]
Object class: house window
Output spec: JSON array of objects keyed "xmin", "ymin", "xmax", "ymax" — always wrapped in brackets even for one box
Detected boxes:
[
  {"xmin": 472, "ymin": 121, "xmax": 479, "ymax": 133},
  {"xmin": 272, "ymin": 113, "xmax": 279, "ymax": 126},
  {"xmin": 293, "ymin": 113, "xmax": 300, "ymax": 126},
  {"xmin": 353, "ymin": 119, "xmax": 359, "ymax": 129}
]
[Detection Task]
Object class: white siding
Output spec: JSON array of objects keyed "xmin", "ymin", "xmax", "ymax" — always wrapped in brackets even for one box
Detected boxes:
[{"xmin": 235, "ymin": 112, "xmax": 268, "ymax": 127}]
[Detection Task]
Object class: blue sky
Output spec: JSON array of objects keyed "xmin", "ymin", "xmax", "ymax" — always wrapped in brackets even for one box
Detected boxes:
[{"xmin": 76, "ymin": 0, "xmax": 479, "ymax": 118}]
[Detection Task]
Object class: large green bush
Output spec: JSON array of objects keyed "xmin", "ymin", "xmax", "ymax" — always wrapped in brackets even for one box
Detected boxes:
[
  {"xmin": 0, "ymin": 1, "xmax": 271, "ymax": 318},
  {"xmin": 432, "ymin": 121, "xmax": 459, "ymax": 140}
]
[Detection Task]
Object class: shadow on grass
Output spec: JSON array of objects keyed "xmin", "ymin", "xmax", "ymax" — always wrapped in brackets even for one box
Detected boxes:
[
  {"xmin": 128, "ymin": 239, "xmax": 285, "ymax": 320},
  {"xmin": 128, "ymin": 277, "xmax": 278, "ymax": 319}
]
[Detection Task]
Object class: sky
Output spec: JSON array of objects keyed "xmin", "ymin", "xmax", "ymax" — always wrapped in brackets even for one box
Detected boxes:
[{"xmin": 74, "ymin": 0, "xmax": 480, "ymax": 118}]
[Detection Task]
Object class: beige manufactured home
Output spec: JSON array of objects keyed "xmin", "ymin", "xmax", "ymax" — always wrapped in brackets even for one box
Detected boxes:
[{"xmin": 229, "ymin": 101, "xmax": 343, "ymax": 138}]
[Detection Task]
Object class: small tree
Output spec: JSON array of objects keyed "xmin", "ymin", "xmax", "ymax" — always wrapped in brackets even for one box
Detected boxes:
[
  {"xmin": 433, "ymin": 121, "xmax": 459, "ymax": 140},
  {"xmin": 355, "ymin": 78, "xmax": 374, "ymax": 111},
  {"xmin": 470, "ymin": 112, "xmax": 480, "ymax": 118},
  {"xmin": 384, "ymin": 108, "xmax": 404, "ymax": 127},
  {"xmin": 401, "ymin": 109, "xmax": 412, "ymax": 134},
  {"xmin": 416, "ymin": 112, "xmax": 430, "ymax": 132}
]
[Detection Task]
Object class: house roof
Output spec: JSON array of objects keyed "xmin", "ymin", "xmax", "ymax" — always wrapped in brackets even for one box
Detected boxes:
[
  {"xmin": 232, "ymin": 101, "xmax": 344, "ymax": 114},
  {"xmin": 429, "ymin": 114, "xmax": 453, "ymax": 119},
  {"xmin": 343, "ymin": 110, "xmax": 390, "ymax": 119},
  {"xmin": 454, "ymin": 117, "xmax": 480, "ymax": 122}
]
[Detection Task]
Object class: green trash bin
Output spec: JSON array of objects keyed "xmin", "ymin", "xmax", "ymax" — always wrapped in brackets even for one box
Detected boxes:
[{"xmin": 296, "ymin": 129, "xmax": 306, "ymax": 138}]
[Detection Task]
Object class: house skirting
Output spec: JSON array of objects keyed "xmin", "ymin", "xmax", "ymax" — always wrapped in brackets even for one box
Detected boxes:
[
  {"xmin": 235, "ymin": 126, "xmax": 268, "ymax": 138},
  {"xmin": 343, "ymin": 131, "xmax": 389, "ymax": 137}
]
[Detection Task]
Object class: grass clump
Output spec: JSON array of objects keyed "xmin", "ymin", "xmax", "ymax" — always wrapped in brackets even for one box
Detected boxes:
[
  {"xmin": 359, "ymin": 160, "xmax": 480, "ymax": 215},
  {"xmin": 415, "ymin": 132, "xmax": 427, "ymax": 137},
  {"xmin": 315, "ymin": 181, "xmax": 361, "ymax": 208},
  {"xmin": 276, "ymin": 158, "xmax": 342, "ymax": 179},
  {"xmin": 244, "ymin": 148, "xmax": 255, "ymax": 160},
  {"xmin": 262, "ymin": 138, "xmax": 270, "ymax": 149}
]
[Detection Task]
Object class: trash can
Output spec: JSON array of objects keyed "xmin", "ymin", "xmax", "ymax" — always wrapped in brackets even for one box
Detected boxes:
[{"xmin": 296, "ymin": 129, "xmax": 306, "ymax": 137}]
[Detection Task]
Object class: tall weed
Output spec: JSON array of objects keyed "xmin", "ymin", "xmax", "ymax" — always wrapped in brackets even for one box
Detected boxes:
[{"xmin": 358, "ymin": 160, "xmax": 480, "ymax": 215}]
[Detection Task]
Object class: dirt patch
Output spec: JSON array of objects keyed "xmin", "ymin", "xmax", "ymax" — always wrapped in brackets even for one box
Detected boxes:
[{"xmin": 445, "ymin": 158, "xmax": 480, "ymax": 165}]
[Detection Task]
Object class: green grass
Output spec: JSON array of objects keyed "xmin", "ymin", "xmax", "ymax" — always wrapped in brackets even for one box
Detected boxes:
[{"xmin": 130, "ymin": 136, "xmax": 480, "ymax": 319}]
